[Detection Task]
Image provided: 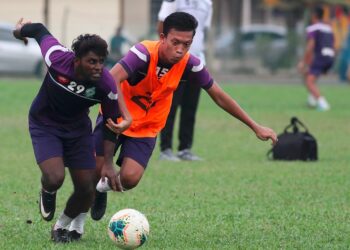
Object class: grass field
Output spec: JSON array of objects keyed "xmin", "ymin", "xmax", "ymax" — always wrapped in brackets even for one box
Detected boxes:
[{"xmin": 0, "ymin": 78, "xmax": 349, "ymax": 249}]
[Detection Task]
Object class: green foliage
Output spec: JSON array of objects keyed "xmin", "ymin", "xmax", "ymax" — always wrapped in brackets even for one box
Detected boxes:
[{"xmin": 0, "ymin": 79, "xmax": 349, "ymax": 249}]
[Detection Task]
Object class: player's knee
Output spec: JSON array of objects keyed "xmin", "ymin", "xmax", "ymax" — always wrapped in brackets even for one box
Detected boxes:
[
  {"xmin": 119, "ymin": 159, "xmax": 145, "ymax": 190},
  {"xmin": 74, "ymin": 181, "xmax": 95, "ymax": 201},
  {"xmin": 120, "ymin": 171, "xmax": 142, "ymax": 190},
  {"xmin": 42, "ymin": 172, "xmax": 65, "ymax": 190},
  {"xmin": 122, "ymin": 179, "xmax": 139, "ymax": 190},
  {"xmin": 77, "ymin": 180, "xmax": 95, "ymax": 194}
]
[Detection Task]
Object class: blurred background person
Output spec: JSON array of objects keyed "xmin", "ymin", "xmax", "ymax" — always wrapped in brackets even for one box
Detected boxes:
[
  {"xmin": 157, "ymin": 0, "xmax": 213, "ymax": 161},
  {"xmin": 106, "ymin": 26, "xmax": 132, "ymax": 68},
  {"xmin": 297, "ymin": 6, "xmax": 335, "ymax": 111}
]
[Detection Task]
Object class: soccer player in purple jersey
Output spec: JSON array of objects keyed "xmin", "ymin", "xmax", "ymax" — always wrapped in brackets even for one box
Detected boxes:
[
  {"xmin": 298, "ymin": 6, "xmax": 335, "ymax": 111},
  {"xmin": 13, "ymin": 18, "xmax": 131, "ymax": 243},
  {"xmin": 90, "ymin": 12, "xmax": 278, "ymax": 221}
]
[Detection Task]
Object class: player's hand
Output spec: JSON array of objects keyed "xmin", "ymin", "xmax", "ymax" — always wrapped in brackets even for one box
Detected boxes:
[
  {"xmin": 297, "ymin": 61, "xmax": 307, "ymax": 75},
  {"xmin": 100, "ymin": 162, "xmax": 123, "ymax": 192},
  {"xmin": 106, "ymin": 118, "xmax": 131, "ymax": 135},
  {"xmin": 254, "ymin": 125, "xmax": 278, "ymax": 145},
  {"xmin": 13, "ymin": 18, "xmax": 31, "ymax": 45}
]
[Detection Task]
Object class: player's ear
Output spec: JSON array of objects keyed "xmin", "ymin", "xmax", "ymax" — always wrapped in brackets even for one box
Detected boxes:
[
  {"xmin": 159, "ymin": 33, "xmax": 165, "ymax": 43},
  {"xmin": 73, "ymin": 57, "xmax": 81, "ymax": 67}
]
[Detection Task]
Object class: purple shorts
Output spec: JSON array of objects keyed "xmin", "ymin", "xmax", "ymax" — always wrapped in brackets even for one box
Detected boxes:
[
  {"xmin": 93, "ymin": 115, "xmax": 156, "ymax": 168},
  {"xmin": 29, "ymin": 117, "xmax": 96, "ymax": 169},
  {"xmin": 309, "ymin": 59, "xmax": 333, "ymax": 76}
]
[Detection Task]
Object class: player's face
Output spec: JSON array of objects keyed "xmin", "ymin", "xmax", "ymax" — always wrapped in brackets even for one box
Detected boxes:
[
  {"xmin": 74, "ymin": 51, "xmax": 105, "ymax": 83},
  {"xmin": 159, "ymin": 28, "xmax": 194, "ymax": 64}
]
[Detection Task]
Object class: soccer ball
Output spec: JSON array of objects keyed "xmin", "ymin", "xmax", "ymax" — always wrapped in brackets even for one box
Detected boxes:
[{"xmin": 108, "ymin": 208, "xmax": 150, "ymax": 249}]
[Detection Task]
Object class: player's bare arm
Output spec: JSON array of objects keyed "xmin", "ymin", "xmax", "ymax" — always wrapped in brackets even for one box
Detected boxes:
[
  {"xmin": 101, "ymin": 140, "xmax": 119, "ymax": 191},
  {"xmin": 110, "ymin": 62, "xmax": 129, "ymax": 82},
  {"xmin": 115, "ymin": 79, "xmax": 132, "ymax": 134},
  {"xmin": 298, "ymin": 38, "xmax": 315, "ymax": 74},
  {"xmin": 106, "ymin": 63, "xmax": 131, "ymax": 134},
  {"xmin": 97, "ymin": 63, "xmax": 131, "ymax": 192},
  {"xmin": 206, "ymin": 82, "xmax": 277, "ymax": 145}
]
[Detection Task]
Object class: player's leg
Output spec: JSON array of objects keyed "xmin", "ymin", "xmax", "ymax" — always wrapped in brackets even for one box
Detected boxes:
[
  {"xmin": 159, "ymin": 82, "xmax": 184, "ymax": 161},
  {"xmin": 91, "ymin": 157, "xmax": 144, "ymax": 221},
  {"xmin": 92, "ymin": 135, "xmax": 155, "ymax": 220},
  {"xmin": 177, "ymin": 82, "xmax": 202, "ymax": 161},
  {"xmin": 52, "ymin": 133, "xmax": 96, "ymax": 242},
  {"xmin": 117, "ymin": 136, "xmax": 155, "ymax": 189},
  {"xmin": 305, "ymin": 73, "xmax": 321, "ymax": 99},
  {"xmin": 65, "ymin": 170, "xmax": 96, "ymax": 217},
  {"xmin": 64, "ymin": 168, "xmax": 96, "ymax": 241},
  {"xmin": 103, "ymin": 135, "xmax": 155, "ymax": 191},
  {"xmin": 306, "ymin": 63, "xmax": 331, "ymax": 111},
  {"xmin": 29, "ymin": 120, "xmax": 65, "ymax": 222},
  {"xmin": 51, "ymin": 168, "xmax": 95, "ymax": 243},
  {"xmin": 38, "ymin": 157, "xmax": 65, "ymax": 221},
  {"xmin": 91, "ymin": 155, "xmax": 109, "ymax": 221},
  {"xmin": 91, "ymin": 114, "xmax": 115, "ymax": 221},
  {"xmin": 119, "ymin": 157, "xmax": 145, "ymax": 189}
]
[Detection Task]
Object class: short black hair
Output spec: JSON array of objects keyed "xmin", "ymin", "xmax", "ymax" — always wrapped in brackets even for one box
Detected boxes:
[
  {"xmin": 163, "ymin": 12, "xmax": 198, "ymax": 37},
  {"xmin": 71, "ymin": 34, "xmax": 108, "ymax": 58},
  {"xmin": 313, "ymin": 6, "xmax": 324, "ymax": 20}
]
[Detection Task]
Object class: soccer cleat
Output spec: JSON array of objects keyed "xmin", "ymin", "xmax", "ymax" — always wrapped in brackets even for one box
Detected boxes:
[
  {"xmin": 317, "ymin": 96, "xmax": 330, "ymax": 111},
  {"xmin": 177, "ymin": 149, "xmax": 203, "ymax": 161},
  {"xmin": 91, "ymin": 191, "xmax": 107, "ymax": 221},
  {"xmin": 68, "ymin": 230, "xmax": 82, "ymax": 242},
  {"xmin": 51, "ymin": 228, "xmax": 70, "ymax": 243},
  {"xmin": 39, "ymin": 189, "xmax": 56, "ymax": 221},
  {"xmin": 307, "ymin": 94, "xmax": 317, "ymax": 108},
  {"xmin": 159, "ymin": 148, "xmax": 180, "ymax": 161}
]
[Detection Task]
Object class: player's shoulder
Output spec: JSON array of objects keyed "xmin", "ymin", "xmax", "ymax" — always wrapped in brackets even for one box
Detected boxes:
[
  {"xmin": 42, "ymin": 35, "xmax": 73, "ymax": 67},
  {"xmin": 100, "ymin": 69, "xmax": 115, "ymax": 88},
  {"xmin": 97, "ymin": 69, "xmax": 118, "ymax": 97},
  {"xmin": 306, "ymin": 22, "xmax": 332, "ymax": 33},
  {"xmin": 128, "ymin": 42, "xmax": 151, "ymax": 62},
  {"xmin": 186, "ymin": 54, "xmax": 204, "ymax": 73},
  {"xmin": 41, "ymin": 35, "xmax": 70, "ymax": 53}
]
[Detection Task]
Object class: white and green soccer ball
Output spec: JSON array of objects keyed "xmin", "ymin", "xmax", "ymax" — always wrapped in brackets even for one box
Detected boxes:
[{"xmin": 108, "ymin": 208, "xmax": 150, "ymax": 249}]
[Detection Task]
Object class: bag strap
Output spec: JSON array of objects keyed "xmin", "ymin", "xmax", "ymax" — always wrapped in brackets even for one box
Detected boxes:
[
  {"xmin": 267, "ymin": 148, "xmax": 274, "ymax": 160},
  {"xmin": 283, "ymin": 117, "xmax": 309, "ymax": 133}
]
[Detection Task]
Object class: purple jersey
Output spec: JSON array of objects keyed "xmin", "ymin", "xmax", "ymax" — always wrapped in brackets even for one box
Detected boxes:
[
  {"xmin": 30, "ymin": 35, "xmax": 119, "ymax": 132},
  {"xmin": 119, "ymin": 43, "xmax": 214, "ymax": 89},
  {"xmin": 306, "ymin": 22, "xmax": 335, "ymax": 63}
]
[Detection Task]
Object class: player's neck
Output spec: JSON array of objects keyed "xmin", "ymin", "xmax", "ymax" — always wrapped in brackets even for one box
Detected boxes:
[{"xmin": 157, "ymin": 49, "xmax": 172, "ymax": 66}]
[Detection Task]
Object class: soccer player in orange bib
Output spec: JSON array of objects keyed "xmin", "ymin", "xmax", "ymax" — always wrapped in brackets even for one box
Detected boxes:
[{"xmin": 91, "ymin": 12, "xmax": 277, "ymax": 220}]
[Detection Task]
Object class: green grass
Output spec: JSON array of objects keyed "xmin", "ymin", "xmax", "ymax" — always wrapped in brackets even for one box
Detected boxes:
[{"xmin": 0, "ymin": 78, "xmax": 349, "ymax": 249}]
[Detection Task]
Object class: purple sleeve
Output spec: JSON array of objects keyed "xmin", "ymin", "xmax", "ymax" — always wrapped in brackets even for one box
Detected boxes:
[
  {"xmin": 306, "ymin": 25, "xmax": 316, "ymax": 40},
  {"xmin": 186, "ymin": 55, "xmax": 214, "ymax": 90},
  {"xmin": 119, "ymin": 43, "xmax": 150, "ymax": 75},
  {"xmin": 307, "ymin": 31, "xmax": 315, "ymax": 40},
  {"xmin": 100, "ymin": 69, "xmax": 120, "ymax": 122},
  {"xmin": 40, "ymin": 35, "xmax": 74, "ymax": 70}
]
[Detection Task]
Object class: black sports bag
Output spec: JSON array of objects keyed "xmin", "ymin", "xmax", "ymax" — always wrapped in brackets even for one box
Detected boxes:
[{"xmin": 268, "ymin": 117, "xmax": 318, "ymax": 161}]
